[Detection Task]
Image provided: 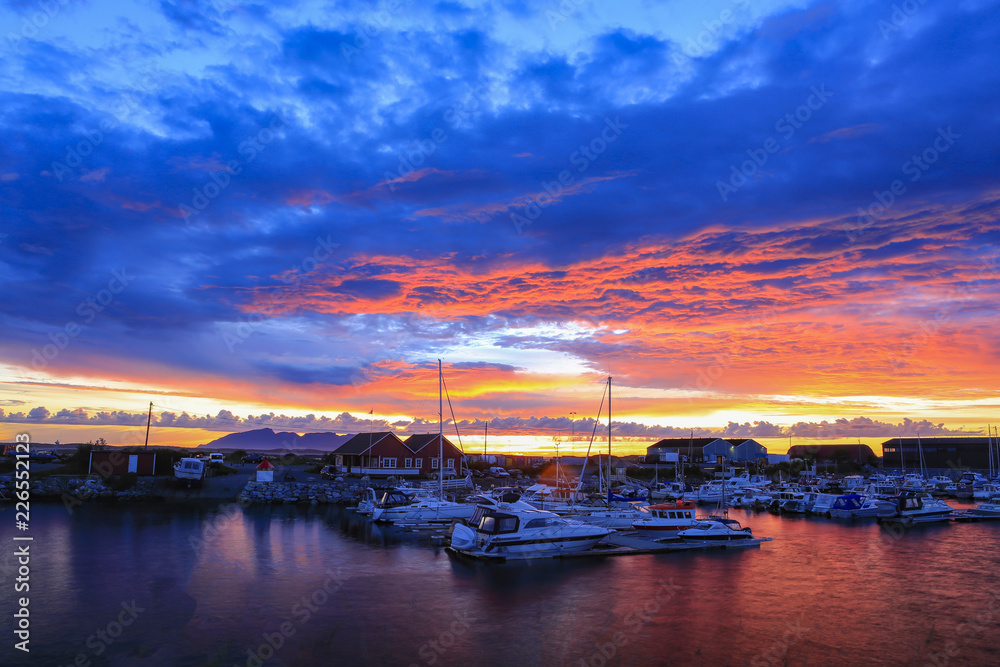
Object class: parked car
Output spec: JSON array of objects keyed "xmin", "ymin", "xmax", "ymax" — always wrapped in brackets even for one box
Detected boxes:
[
  {"xmin": 242, "ymin": 454, "xmax": 264, "ymax": 464},
  {"xmin": 508, "ymin": 469, "xmax": 523, "ymax": 479},
  {"xmin": 488, "ymin": 467, "xmax": 510, "ymax": 478}
]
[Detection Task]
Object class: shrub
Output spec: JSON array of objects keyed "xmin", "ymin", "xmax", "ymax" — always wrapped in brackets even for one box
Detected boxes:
[{"xmin": 105, "ymin": 473, "xmax": 138, "ymax": 491}]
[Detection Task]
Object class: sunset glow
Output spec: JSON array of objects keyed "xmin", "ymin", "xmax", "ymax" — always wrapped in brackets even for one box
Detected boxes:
[{"xmin": 2, "ymin": 0, "xmax": 999, "ymax": 453}]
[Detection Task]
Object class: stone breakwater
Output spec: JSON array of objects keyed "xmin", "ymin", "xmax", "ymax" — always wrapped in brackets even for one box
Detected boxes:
[
  {"xmin": 238, "ymin": 480, "xmax": 370, "ymax": 505},
  {"xmin": 0, "ymin": 475, "xmax": 398, "ymax": 505},
  {"xmin": 3, "ymin": 476, "xmax": 164, "ymax": 502}
]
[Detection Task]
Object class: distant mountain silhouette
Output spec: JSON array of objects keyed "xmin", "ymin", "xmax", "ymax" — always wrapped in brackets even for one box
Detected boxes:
[{"xmin": 199, "ymin": 428, "xmax": 353, "ymax": 452}]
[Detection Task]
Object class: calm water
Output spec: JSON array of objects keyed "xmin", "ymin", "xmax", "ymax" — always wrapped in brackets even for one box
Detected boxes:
[{"xmin": 3, "ymin": 501, "xmax": 1000, "ymax": 666}]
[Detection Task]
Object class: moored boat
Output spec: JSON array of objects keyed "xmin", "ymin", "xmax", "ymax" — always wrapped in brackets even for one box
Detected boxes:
[
  {"xmin": 631, "ymin": 501, "xmax": 699, "ymax": 538},
  {"xmin": 449, "ymin": 505, "xmax": 612, "ymax": 559},
  {"xmin": 677, "ymin": 517, "xmax": 756, "ymax": 542},
  {"xmin": 876, "ymin": 492, "xmax": 953, "ymax": 525}
]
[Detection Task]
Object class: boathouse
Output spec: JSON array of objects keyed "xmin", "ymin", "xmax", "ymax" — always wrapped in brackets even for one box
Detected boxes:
[
  {"xmin": 787, "ymin": 444, "xmax": 877, "ymax": 465},
  {"xmin": 646, "ymin": 438, "xmax": 767, "ymax": 464},
  {"xmin": 880, "ymin": 437, "xmax": 994, "ymax": 470}
]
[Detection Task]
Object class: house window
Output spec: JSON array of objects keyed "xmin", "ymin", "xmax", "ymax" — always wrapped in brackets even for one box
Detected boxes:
[
  {"xmin": 432, "ymin": 458, "xmax": 439, "ymax": 469},
  {"xmin": 405, "ymin": 458, "xmax": 413, "ymax": 469},
  {"xmin": 447, "ymin": 458, "xmax": 454, "ymax": 469},
  {"xmin": 382, "ymin": 458, "xmax": 397, "ymax": 469},
  {"xmin": 415, "ymin": 458, "xmax": 423, "ymax": 469}
]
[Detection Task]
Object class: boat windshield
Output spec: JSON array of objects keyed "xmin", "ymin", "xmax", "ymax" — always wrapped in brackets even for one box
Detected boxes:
[
  {"xmin": 478, "ymin": 513, "xmax": 519, "ymax": 535},
  {"xmin": 523, "ymin": 517, "xmax": 562, "ymax": 529}
]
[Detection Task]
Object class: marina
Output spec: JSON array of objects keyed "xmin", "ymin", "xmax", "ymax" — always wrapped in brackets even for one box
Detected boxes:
[{"xmin": 5, "ymin": 498, "xmax": 1000, "ymax": 666}]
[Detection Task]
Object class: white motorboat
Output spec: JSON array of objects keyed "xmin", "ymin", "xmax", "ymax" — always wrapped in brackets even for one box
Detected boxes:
[
  {"xmin": 564, "ymin": 502, "xmax": 647, "ymax": 530},
  {"xmin": 876, "ymin": 492, "xmax": 953, "ymax": 525},
  {"xmin": 677, "ymin": 517, "xmax": 756, "ymax": 542},
  {"xmin": 631, "ymin": 501, "xmax": 699, "ymax": 538},
  {"xmin": 173, "ymin": 458, "xmax": 206, "ymax": 482},
  {"xmin": 450, "ymin": 505, "xmax": 612, "ymax": 559},
  {"xmin": 969, "ymin": 502, "xmax": 1000, "ymax": 517},
  {"xmin": 688, "ymin": 474, "xmax": 758, "ymax": 505},
  {"xmin": 357, "ymin": 486, "xmax": 434, "ymax": 516},
  {"xmin": 517, "ymin": 484, "xmax": 580, "ymax": 514},
  {"xmin": 972, "ymin": 483, "xmax": 1000, "ymax": 501},
  {"xmin": 649, "ymin": 481, "xmax": 687, "ymax": 501},
  {"xmin": 372, "ymin": 494, "xmax": 478, "ymax": 524}
]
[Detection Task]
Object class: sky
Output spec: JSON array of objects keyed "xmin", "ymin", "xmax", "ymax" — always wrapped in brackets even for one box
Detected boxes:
[{"xmin": 1, "ymin": 0, "xmax": 999, "ymax": 453}]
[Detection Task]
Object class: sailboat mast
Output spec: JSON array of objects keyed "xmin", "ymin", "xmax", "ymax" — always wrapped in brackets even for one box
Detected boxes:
[
  {"xmin": 439, "ymin": 359, "xmax": 444, "ymax": 500},
  {"xmin": 607, "ymin": 375, "xmax": 612, "ymax": 505},
  {"xmin": 143, "ymin": 401, "xmax": 152, "ymax": 451}
]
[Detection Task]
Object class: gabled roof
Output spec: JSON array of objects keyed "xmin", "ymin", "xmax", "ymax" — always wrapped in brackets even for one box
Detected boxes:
[
  {"xmin": 405, "ymin": 433, "xmax": 462, "ymax": 454},
  {"xmin": 881, "ymin": 437, "xmax": 993, "ymax": 446},
  {"xmin": 648, "ymin": 438, "xmax": 719, "ymax": 450},
  {"xmin": 335, "ymin": 432, "xmax": 405, "ymax": 455}
]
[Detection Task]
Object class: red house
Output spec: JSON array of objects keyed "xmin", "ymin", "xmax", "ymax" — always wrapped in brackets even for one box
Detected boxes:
[
  {"xmin": 332, "ymin": 432, "xmax": 467, "ymax": 478},
  {"xmin": 404, "ymin": 434, "xmax": 465, "ymax": 478}
]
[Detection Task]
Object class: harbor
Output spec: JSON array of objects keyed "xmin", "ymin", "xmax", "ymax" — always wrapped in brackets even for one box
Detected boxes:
[{"xmin": 4, "ymin": 499, "xmax": 999, "ymax": 666}]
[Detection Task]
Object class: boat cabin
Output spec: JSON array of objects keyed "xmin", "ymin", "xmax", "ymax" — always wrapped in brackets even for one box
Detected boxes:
[{"xmin": 647, "ymin": 502, "xmax": 696, "ymax": 520}]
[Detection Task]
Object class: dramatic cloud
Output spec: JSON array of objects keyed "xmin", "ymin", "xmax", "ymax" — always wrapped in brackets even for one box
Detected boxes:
[{"xmin": 1, "ymin": 0, "xmax": 999, "ymax": 445}]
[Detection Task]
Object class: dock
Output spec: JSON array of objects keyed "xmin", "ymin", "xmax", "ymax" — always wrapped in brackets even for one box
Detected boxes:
[
  {"xmin": 446, "ymin": 532, "xmax": 773, "ymax": 561},
  {"xmin": 950, "ymin": 511, "xmax": 1000, "ymax": 523}
]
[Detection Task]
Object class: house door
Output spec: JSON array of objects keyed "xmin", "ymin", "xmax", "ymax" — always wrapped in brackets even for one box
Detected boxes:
[{"xmin": 128, "ymin": 455, "xmax": 139, "ymax": 473}]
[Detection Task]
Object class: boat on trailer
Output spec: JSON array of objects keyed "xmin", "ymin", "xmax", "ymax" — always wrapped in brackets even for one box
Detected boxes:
[{"xmin": 173, "ymin": 458, "xmax": 206, "ymax": 483}]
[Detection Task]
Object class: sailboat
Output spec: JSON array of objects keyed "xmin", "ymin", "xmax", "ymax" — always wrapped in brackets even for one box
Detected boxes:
[
  {"xmin": 371, "ymin": 360, "xmax": 479, "ymax": 525},
  {"xmin": 566, "ymin": 376, "xmax": 648, "ymax": 529}
]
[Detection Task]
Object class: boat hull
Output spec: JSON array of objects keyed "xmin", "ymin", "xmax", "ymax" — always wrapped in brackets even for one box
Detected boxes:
[{"xmin": 455, "ymin": 530, "xmax": 610, "ymax": 559}]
